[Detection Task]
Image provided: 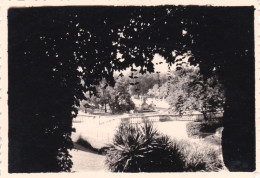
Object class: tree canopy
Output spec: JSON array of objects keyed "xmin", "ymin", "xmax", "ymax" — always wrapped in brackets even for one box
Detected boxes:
[
  {"xmin": 81, "ymin": 77, "xmax": 135, "ymax": 114},
  {"xmin": 166, "ymin": 64, "xmax": 225, "ymax": 120}
]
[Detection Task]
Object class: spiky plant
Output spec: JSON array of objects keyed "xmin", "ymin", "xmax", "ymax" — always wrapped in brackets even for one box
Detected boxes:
[{"xmin": 105, "ymin": 121, "xmax": 184, "ymax": 172}]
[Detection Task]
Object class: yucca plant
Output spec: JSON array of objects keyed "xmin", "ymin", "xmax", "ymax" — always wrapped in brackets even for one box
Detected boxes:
[{"xmin": 105, "ymin": 121, "xmax": 184, "ymax": 172}]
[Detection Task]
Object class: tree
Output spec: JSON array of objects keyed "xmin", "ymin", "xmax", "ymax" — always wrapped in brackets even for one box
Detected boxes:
[
  {"xmin": 165, "ymin": 64, "xmax": 225, "ymax": 120},
  {"xmin": 177, "ymin": 7, "xmax": 255, "ymax": 171},
  {"xmin": 147, "ymin": 84, "xmax": 160, "ymax": 97},
  {"xmin": 128, "ymin": 72, "xmax": 166, "ymax": 96},
  {"xmin": 147, "ymin": 82, "xmax": 168, "ymax": 99},
  {"xmin": 108, "ymin": 77, "xmax": 135, "ymax": 113},
  {"xmin": 82, "ymin": 77, "xmax": 135, "ymax": 114},
  {"xmin": 96, "ymin": 79, "xmax": 110, "ymax": 112}
]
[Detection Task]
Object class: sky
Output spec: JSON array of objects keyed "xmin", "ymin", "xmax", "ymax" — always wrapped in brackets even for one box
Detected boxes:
[{"xmin": 114, "ymin": 53, "xmax": 190, "ymax": 76}]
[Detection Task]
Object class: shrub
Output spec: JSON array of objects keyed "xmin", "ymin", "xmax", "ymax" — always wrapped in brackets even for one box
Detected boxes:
[
  {"xmin": 186, "ymin": 122, "xmax": 202, "ymax": 138},
  {"xmin": 186, "ymin": 119, "xmax": 223, "ymax": 138},
  {"xmin": 159, "ymin": 115, "xmax": 172, "ymax": 122},
  {"xmin": 200, "ymin": 120, "xmax": 223, "ymax": 133},
  {"xmin": 204, "ymin": 134, "xmax": 222, "ymax": 146},
  {"xmin": 178, "ymin": 140, "xmax": 223, "ymax": 171},
  {"xmin": 105, "ymin": 122, "xmax": 184, "ymax": 172}
]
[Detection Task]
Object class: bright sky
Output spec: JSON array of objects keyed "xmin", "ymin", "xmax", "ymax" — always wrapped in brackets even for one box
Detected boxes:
[
  {"xmin": 153, "ymin": 53, "xmax": 175, "ymax": 73},
  {"xmin": 114, "ymin": 53, "xmax": 190, "ymax": 76}
]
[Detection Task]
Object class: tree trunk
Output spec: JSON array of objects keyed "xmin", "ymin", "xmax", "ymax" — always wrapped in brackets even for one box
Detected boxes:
[
  {"xmin": 221, "ymin": 53, "xmax": 255, "ymax": 171},
  {"xmin": 202, "ymin": 111, "xmax": 208, "ymax": 122},
  {"xmin": 222, "ymin": 83, "xmax": 255, "ymax": 171}
]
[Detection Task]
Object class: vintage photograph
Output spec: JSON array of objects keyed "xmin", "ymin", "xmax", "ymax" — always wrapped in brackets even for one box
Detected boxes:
[{"xmin": 7, "ymin": 5, "xmax": 255, "ymax": 173}]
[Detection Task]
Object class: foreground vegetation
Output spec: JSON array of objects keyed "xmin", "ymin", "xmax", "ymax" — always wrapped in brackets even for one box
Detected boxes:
[
  {"xmin": 105, "ymin": 122, "xmax": 223, "ymax": 172},
  {"xmin": 186, "ymin": 119, "xmax": 223, "ymax": 139}
]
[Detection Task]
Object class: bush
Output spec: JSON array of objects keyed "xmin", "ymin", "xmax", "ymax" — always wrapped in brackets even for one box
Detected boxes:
[
  {"xmin": 178, "ymin": 140, "xmax": 223, "ymax": 171},
  {"xmin": 159, "ymin": 115, "xmax": 172, "ymax": 122},
  {"xmin": 204, "ymin": 134, "xmax": 222, "ymax": 146},
  {"xmin": 186, "ymin": 120, "xmax": 223, "ymax": 138},
  {"xmin": 105, "ymin": 122, "xmax": 184, "ymax": 172},
  {"xmin": 200, "ymin": 120, "xmax": 223, "ymax": 133},
  {"xmin": 186, "ymin": 122, "xmax": 202, "ymax": 138}
]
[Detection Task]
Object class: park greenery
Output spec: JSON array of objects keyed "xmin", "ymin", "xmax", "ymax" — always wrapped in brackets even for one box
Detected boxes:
[
  {"xmin": 186, "ymin": 120, "xmax": 223, "ymax": 139},
  {"xmin": 9, "ymin": 6, "xmax": 254, "ymax": 172},
  {"xmin": 81, "ymin": 77, "xmax": 135, "ymax": 114},
  {"xmin": 80, "ymin": 62, "xmax": 225, "ymax": 121},
  {"xmin": 148, "ymin": 63, "xmax": 225, "ymax": 120}
]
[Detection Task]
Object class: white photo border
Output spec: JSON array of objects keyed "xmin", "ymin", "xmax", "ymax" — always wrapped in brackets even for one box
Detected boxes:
[{"xmin": 0, "ymin": 1, "xmax": 259, "ymax": 178}]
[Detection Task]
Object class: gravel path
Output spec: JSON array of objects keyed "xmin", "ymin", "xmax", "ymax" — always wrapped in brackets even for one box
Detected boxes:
[
  {"xmin": 70, "ymin": 144, "xmax": 107, "ymax": 172},
  {"xmin": 154, "ymin": 121, "xmax": 189, "ymax": 140}
]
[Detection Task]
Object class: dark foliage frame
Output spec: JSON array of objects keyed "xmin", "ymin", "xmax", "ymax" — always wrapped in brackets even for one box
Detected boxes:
[{"xmin": 8, "ymin": 6, "xmax": 255, "ymax": 172}]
